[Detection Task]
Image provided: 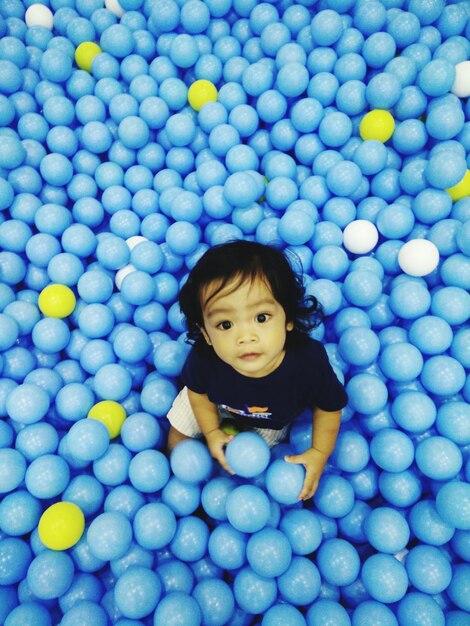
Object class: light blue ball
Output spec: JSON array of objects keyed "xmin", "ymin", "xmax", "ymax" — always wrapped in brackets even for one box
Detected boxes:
[
  {"xmin": 170, "ymin": 438, "xmax": 213, "ymax": 485},
  {"xmin": 225, "ymin": 484, "xmax": 271, "ymax": 533},
  {"xmin": 120, "ymin": 270, "xmax": 155, "ymax": 306},
  {"xmin": 351, "ymin": 601, "xmax": 398, "ymax": 626},
  {"xmin": 405, "ymin": 544, "xmax": 452, "ymax": 597},
  {"xmin": 93, "ymin": 363, "xmax": 132, "ymax": 401},
  {"xmin": 280, "ymin": 508, "xmax": 322, "ymax": 556},
  {"xmin": 87, "ymin": 511, "xmax": 133, "ymax": 561},
  {"xmin": 421, "ymin": 354, "xmax": 466, "ymax": 396},
  {"xmin": 389, "ymin": 281, "xmax": 431, "ymax": 319},
  {"xmin": 362, "ymin": 553, "xmax": 408, "ymax": 604},
  {"xmin": 426, "ymin": 102, "xmax": 465, "ymax": 141},
  {"xmin": 306, "ymin": 599, "xmax": 350, "ymax": 626},
  {"xmin": 366, "ymin": 72, "xmax": 401, "ymax": 109},
  {"xmin": 233, "ymin": 566, "xmax": 277, "ymax": 615},
  {"xmin": 379, "ymin": 342, "xmax": 423, "ymax": 383},
  {"xmin": 61, "ymin": 600, "xmax": 108, "ymax": 626},
  {"xmin": 63, "ymin": 475, "xmax": 105, "ymax": 518},
  {"xmin": 363, "ymin": 506, "xmax": 410, "ymax": 555},
  {"xmin": 225, "ymin": 432, "xmax": 270, "ymax": 478},
  {"xmin": 416, "ymin": 435, "xmax": 462, "ymax": 482},
  {"xmin": 165, "ymin": 221, "xmax": 200, "ymax": 255},
  {"xmin": 153, "ymin": 591, "xmax": 201, "ymax": 626},
  {"xmin": 6, "ymin": 382, "xmax": 50, "ymax": 425},
  {"xmin": 193, "ymin": 578, "xmax": 235, "ymax": 626},
  {"xmin": 398, "ymin": 592, "xmax": 445, "ymax": 626},
  {"xmin": 200, "ymin": 476, "xmax": 235, "ymax": 522},
  {"xmin": 114, "ymin": 565, "xmax": 162, "ymax": 620},
  {"xmin": 331, "ymin": 430, "xmax": 370, "ymax": 473},
  {"xmin": 133, "ymin": 502, "xmax": 176, "ymax": 551},
  {"xmin": 362, "ymin": 32, "xmax": 396, "ymax": 69},
  {"xmin": 113, "ymin": 326, "xmax": 151, "ymax": 364},
  {"xmin": 170, "ymin": 516, "xmax": 209, "ymax": 562},
  {"xmin": 265, "ymin": 458, "xmax": 304, "ymax": 506},
  {"xmin": 370, "ymin": 427, "xmax": 415, "ymax": 472},
  {"xmin": 0, "ymin": 448, "xmax": 26, "ymax": 494},
  {"xmin": 326, "ymin": 160, "xmax": 362, "ymax": 197},
  {"xmin": 207, "ymin": 522, "xmax": 246, "ymax": 571},
  {"xmin": 67, "ymin": 418, "xmax": 110, "ymax": 462},
  {"xmin": 426, "ymin": 150, "xmax": 467, "ymax": 189},
  {"xmin": 317, "ymin": 538, "xmax": 360, "ymax": 588},
  {"xmin": 418, "ymin": 58, "xmax": 456, "ymax": 97},
  {"xmin": 129, "ymin": 449, "xmax": 170, "ymax": 493}
]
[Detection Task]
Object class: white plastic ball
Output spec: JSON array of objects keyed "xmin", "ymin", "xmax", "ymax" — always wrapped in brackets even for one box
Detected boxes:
[
  {"xmin": 25, "ymin": 4, "xmax": 54, "ymax": 29},
  {"xmin": 104, "ymin": 0, "xmax": 125, "ymax": 17},
  {"xmin": 126, "ymin": 236, "xmax": 148, "ymax": 251},
  {"xmin": 342, "ymin": 220, "xmax": 379, "ymax": 255},
  {"xmin": 451, "ymin": 61, "xmax": 470, "ymax": 98},
  {"xmin": 398, "ymin": 239, "xmax": 440, "ymax": 277},
  {"xmin": 115, "ymin": 264, "xmax": 137, "ymax": 290}
]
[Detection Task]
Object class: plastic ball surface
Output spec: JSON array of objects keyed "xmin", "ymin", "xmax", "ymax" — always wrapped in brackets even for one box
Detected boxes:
[
  {"xmin": 188, "ymin": 79, "xmax": 218, "ymax": 111},
  {"xmin": 114, "ymin": 565, "xmax": 162, "ymax": 619},
  {"xmin": 38, "ymin": 502, "xmax": 85, "ymax": 551},
  {"xmin": 75, "ymin": 41, "xmax": 102, "ymax": 72},
  {"xmin": 361, "ymin": 553, "xmax": 408, "ymax": 603},
  {"xmin": 225, "ymin": 484, "xmax": 271, "ymax": 533},
  {"xmin": 398, "ymin": 239, "xmax": 440, "ymax": 276},
  {"xmin": 38, "ymin": 284, "xmax": 76, "ymax": 318},
  {"xmin": 87, "ymin": 400, "xmax": 126, "ymax": 439},
  {"xmin": 170, "ymin": 439, "xmax": 213, "ymax": 484},
  {"xmin": 360, "ymin": 109, "xmax": 395, "ymax": 142},
  {"xmin": 266, "ymin": 458, "xmax": 304, "ymax": 505},
  {"xmin": 225, "ymin": 432, "xmax": 270, "ymax": 478},
  {"xmin": 343, "ymin": 220, "xmax": 379, "ymax": 254}
]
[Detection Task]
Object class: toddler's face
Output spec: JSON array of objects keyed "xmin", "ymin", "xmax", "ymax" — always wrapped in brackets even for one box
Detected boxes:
[{"xmin": 200, "ymin": 276, "xmax": 293, "ymax": 378}]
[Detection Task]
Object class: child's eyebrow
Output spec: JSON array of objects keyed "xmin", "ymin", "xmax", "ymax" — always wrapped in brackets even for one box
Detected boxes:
[{"xmin": 205, "ymin": 298, "xmax": 277, "ymax": 318}]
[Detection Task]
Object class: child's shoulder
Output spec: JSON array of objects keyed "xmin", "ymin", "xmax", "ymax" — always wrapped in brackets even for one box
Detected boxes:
[{"xmin": 286, "ymin": 334, "xmax": 326, "ymax": 363}]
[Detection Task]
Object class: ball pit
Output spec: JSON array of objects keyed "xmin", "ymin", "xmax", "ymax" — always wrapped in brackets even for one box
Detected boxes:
[{"xmin": 0, "ymin": 0, "xmax": 469, "ymax": 624}]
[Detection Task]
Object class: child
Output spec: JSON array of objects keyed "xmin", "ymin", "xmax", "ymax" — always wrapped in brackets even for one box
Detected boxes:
[{"xmin": 167, "ymin": 241, "xmax": 348, "ymax": 500}]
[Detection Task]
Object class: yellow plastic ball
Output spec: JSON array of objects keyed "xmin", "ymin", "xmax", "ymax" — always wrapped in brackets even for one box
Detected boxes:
[
  {"xmin": 188, "ymin": 79, "xmax": 218, "ymax": 111},
  {"xmin": 38, "ymin": 284, "xmax": 76, "ymax": 318},
  {"xmin": 38, "ymin": 502, "xmax": 85, "ymax": 551},
  {"xmin": 446, "ymin": 169, "xmax": 470, "ymax": 201},
  {"xmin": 88, "ymin": 400, "xmax": 126, "ymax": 438},
  {"xmin": 75, "ymin": 41, "xmax": 101, "ymax": 73},
  {"xmin": 359, "ymin": 109, "xmax": 395, "ymax": 143}
]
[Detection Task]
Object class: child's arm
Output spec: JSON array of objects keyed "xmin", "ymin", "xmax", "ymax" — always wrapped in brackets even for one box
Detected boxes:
[
  {"xmin": 285, "ymin": 407, "xmax": 342, "ymax": 501},
  {"xmin": 187, "ymin": 388, "xmax": 234, "ymax": 474}
]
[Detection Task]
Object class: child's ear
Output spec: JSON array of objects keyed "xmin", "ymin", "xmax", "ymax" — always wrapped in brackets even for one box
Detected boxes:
[
  {"xmin": 286, "ymin": 321, "xmax": 294, "ymax": 331},
  {"xmin": 199, "ymin": 325, "xmax": 212, "ymax": 345}
]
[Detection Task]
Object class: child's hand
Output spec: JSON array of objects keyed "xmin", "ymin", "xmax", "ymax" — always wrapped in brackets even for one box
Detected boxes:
[
  {"xmin": 284, "ymin": 447, "xmax": 329, "ymax": 501},
  {"xmin": 205, "ymin": 429, "xmax": 235, "ymax": 475}
]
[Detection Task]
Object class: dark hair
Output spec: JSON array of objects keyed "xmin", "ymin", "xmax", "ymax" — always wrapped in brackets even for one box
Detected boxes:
[{"xmin": 179, "ymin": 240, "xmax": 323, "ymax": 347}]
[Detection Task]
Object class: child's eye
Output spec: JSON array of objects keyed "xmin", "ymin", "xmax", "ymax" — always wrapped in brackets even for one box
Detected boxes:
[
  {"xmin": 217, "ymin": 321, "xmax": 232, "ymax": 330},
  {"xmin": 256, "ymin": 313, "xmax": 270, "ymax": 323}
]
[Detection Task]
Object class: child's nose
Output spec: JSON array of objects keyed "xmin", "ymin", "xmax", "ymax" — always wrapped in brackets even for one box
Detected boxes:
[{"xmin": 237, "ymin": 324, "xmax": 257, "ymax": 344}]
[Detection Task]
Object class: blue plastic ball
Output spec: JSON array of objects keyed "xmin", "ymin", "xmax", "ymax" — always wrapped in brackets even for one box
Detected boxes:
[
  {"xmin": 170, "ymin": 439, "xmax": 213, "ymax": 484},
  {"xmin": 225, "ymin": 432, "xmax": 270, "ymax": 478},
  {"xmin": 225, "ymin": 485, "xmax": 271, "ymax": 533},
  {"xmin": 361, "ymin": 553, "xmax": 408, "ymax": 603},
  {"xmin": 114, "ymin": 565, "xmax": 162, "ymax": 619},
  {"xmin": 170, "ymin": 515, "xmax": 209, "ymax": 562},
  {"xmin": 67, "ymin": 418, "xmax": 110, "ymax": 462},
  {"xmin": 87, "ymin": 511, "xmax": 132, "ymax": 561},
  {"xmin": 233, "ymin": 566, "xmax": 277, "ymax": 615},
  {"xmin": 128, "ymin": 449, "xmax": 170, "ymax": 493},
  {"xmin": 27, "ymin": 550, "xmax": 74, "ymax": 600}
]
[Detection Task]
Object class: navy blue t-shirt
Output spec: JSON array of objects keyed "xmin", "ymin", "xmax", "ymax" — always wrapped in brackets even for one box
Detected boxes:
[{"xmin": 182, "ymin": 337, "xmax": 348, "ymax": 430}]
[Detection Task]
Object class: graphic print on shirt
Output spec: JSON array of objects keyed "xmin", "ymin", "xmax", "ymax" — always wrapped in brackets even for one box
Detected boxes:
[{"xmin": 219, "ymin": 403, "xmax": 272, "ymax": 419}]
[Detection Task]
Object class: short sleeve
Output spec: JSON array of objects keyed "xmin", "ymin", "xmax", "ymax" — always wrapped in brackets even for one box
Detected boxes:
[
  {"xmin": 313, "ymin": 342, "xmax": 348, "ymax": 412},
  {"xmin": 181, "ymin": 348, "xmax": 210, "ymax": 394}
]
